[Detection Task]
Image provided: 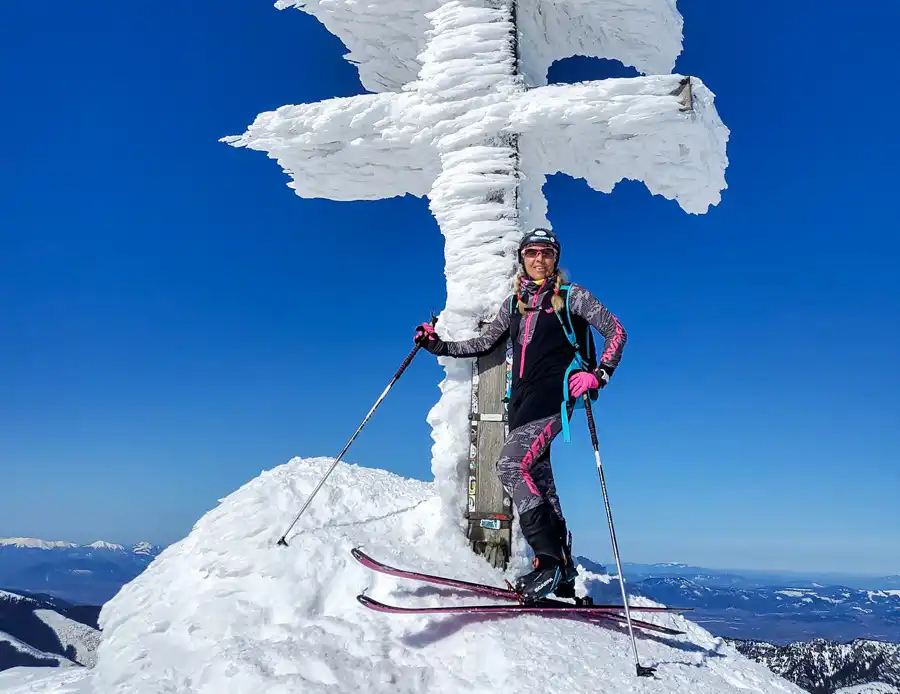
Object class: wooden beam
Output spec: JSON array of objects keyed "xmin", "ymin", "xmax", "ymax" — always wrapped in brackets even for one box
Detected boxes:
[{"xmin": 466, "ymin": 338, "xmax": 514, "ymax": 569}]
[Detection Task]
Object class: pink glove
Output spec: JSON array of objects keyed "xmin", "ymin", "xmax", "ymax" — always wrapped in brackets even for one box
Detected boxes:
[
  {"xmin": 414, "ymin": 322, "xmax": 436, "ymax": 346},
  {"xmin": 568, "ymin": 371, "xmax": 600, "ymax": 398}
]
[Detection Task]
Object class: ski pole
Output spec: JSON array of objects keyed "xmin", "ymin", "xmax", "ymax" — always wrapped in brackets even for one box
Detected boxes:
[
  {"xmin": 276, "ymin": 316, "xmax": 437, "ymax": 547},
  {"xmin": 582, "ymin": 393, "xmax": 655, "ymax": 678}
]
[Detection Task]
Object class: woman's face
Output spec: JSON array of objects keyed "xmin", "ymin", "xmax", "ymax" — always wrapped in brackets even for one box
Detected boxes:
[{"xmin": 522, "ymin": 244, "xmax": 557, "ymax": 281}]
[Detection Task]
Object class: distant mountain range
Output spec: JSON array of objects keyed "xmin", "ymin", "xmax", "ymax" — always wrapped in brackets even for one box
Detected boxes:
[
  {"xmin": 634, "ymin": 577, "xmax": 900, "ymax": 643},
  {"xmin": 0, "ymin": 589, "xmax": 100, "ymax": 673},
  {"xmin": 730, "ymin": 638, "xmax": 900, "ymax": 694},
  {"xmin": 576, "ymin": 556, "xmax": 900, "ymax": 645},
  {"xmin": 618, "ymin": 561, "xmax": 900, "ymax": 592},
  {"xmin": 0, "ymin": 537, "xmax": 163, "ymax": 605}
]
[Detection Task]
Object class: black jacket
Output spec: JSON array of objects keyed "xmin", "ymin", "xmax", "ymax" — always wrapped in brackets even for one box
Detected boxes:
[{"xmin": 430, "ymin": 277, "xmax": 626, "ymax": 430}]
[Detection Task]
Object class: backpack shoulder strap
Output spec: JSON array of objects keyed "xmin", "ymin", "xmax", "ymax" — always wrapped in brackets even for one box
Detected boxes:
[
  {"xmin": 563, "ymin": 284, "xmax": 575, "ymax": 335},
  {"xmin": 553, "ymin": 284, "xmax": 578, "ymax": 349},
  {"xmin": 557, "ymin": 282, "xmax": 593, "ymax": 442}
]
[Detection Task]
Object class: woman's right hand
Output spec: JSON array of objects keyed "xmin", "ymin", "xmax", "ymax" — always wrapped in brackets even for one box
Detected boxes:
[{"xmin": 414, "ymin": 322, "xmax": 445, "ymax": 354}]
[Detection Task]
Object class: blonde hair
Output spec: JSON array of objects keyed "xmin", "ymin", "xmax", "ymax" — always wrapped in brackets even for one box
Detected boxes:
[{"xmin": 513, "ymin": 269, "xmax": 568, "ymax": 315}]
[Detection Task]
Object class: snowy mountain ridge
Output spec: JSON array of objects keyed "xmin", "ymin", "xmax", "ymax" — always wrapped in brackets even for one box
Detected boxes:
[
  {"xmin": 731, "ymin": 638, "xmax": 900, "ymax": 694},
  {"xmin": 83, "ymin": 543, "xmax": 123, "ymax": 553},
  {"xmin": 130, "ymin": 543, "xmax": 154, "ymax": 557},
  {"xmin": 0, "ymin": 540, "xmax": 78, "ymax": 551},
  {"xmin": 628, "ymin": 576, "xmax": 900, "ymax": 643},
  {"xmin": 0, "ymin": 540, "xmax": 152, "ymax": 554}
]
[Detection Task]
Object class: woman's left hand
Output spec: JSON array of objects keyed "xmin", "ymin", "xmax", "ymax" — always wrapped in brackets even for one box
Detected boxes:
[{"xmin": 568, "ymin": 371, "xmax": 600, "ymax": 398}]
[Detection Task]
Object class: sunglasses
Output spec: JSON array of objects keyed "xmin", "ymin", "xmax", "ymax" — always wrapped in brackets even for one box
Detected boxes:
[{"xmin": 522, "ymin": 247, "xmax": 557, "ymax": 259}]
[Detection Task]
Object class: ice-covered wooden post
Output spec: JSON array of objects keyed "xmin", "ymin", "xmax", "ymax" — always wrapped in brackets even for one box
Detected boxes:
[{"xmin": 224, "ymin": 0, "xmax": 729, "ymax": 569}]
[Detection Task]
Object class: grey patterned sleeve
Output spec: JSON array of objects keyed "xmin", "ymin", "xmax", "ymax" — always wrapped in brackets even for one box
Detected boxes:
[
  {"xmin": 440, "ymin": 297, "xmax": 513, "ymax": 358},
  {"xmin": 568, "ymin": 284, "xmax": 627, "ymax": 371}
]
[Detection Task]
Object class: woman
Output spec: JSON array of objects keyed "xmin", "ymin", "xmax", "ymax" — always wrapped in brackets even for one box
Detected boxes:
[{"xmin": 414, "ymin": 228, "xmax": 627, "ymax": 602}]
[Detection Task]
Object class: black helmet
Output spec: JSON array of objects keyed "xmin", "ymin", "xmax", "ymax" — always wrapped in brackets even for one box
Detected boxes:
[{"xmin": 518, "ymin": 228, "xmax": 560, "ymax": 261}]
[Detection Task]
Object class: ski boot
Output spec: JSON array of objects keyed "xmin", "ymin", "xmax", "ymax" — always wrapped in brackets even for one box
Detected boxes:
[
  {"xmin": 514, "ymin": 554, "xmax": 566, "ymax": 602},
  {"xmin": 550, "ymin": 527, "xmax": 578, "ymax": 599},
  {"xmin": 515, "ymin": 506, "xmax": 576, "ymax": 602},
  {"xmin": 551, "ymin": 557, "xmax": 578, "ymax": 598}
]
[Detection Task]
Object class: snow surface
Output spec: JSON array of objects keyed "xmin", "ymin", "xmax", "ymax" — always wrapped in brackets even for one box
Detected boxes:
[
  {"xmin": 0, "ymin": 458, "xmax": 805, "ymax": 693},
  {"xmin": 0, "ymin": 668, "xmax": 90, "ymax": 694},
  {"xmin": 33, "ymin": 611, "xmax": 100, "ymax": 668},
  {"xmin": 275, "ymin": 0, "xmax": 684, "ymax": 92}
]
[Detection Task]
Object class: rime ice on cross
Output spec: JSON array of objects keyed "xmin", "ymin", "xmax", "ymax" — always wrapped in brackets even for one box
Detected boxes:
[{"xmin": 224, "ymin": 0, "xmax": 729, "ymax": 524}]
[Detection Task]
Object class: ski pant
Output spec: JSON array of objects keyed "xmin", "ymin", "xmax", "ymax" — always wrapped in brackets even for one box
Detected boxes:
[{"xmin": 496, "ymin": 412, "xmax": 568, "ymax": 560}]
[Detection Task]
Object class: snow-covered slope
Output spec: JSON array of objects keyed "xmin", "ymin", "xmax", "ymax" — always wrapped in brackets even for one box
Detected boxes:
[
  {"xmin": 0, "ymin": 667, "xmax": 90, "ymax": 693},
  {"xmin": 0, "ymin": 630, "xmax": 73, "ymax": 669},
  {"xmin": 0, "ymin": 458, "xmax": 804, "ymax": 692},
  {"xmin": 836, "ymin": 684, "xmax": 900, "ymax": 694},
  {"xmin": 32, "ymin": 612, "xmax": 99, "ymax": 668},
  {"xmin": 0, "ymin": 590, "xmax": 100, "ymax": 673}
]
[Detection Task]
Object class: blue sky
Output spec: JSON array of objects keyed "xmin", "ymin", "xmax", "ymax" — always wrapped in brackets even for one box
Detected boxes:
[{"xmin": 1, "ymin": 1, "xmax": 897, "ymax": 575}]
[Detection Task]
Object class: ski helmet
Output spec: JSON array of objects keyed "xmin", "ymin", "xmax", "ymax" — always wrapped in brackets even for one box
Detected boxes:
[{"xmin": 518, "ymin": 228, "xmax": 560, "ymax": 262}]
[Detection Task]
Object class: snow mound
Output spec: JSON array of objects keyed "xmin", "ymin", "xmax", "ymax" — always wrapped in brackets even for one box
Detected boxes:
[{"xmin": 5, "ymin": 457, "xmax": 801, "ymax": 694}]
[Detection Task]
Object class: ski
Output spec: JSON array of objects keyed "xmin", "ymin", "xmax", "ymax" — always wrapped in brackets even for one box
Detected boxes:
[
  {"xmin": 357, "ymin": 594, "xmax": 685, "ymax": 636},
  {"xmin": 351, "ymin": 548, "xmax": 690, "ymax": 614}
]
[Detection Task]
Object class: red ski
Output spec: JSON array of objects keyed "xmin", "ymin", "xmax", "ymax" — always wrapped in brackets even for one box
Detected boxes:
[
  {"xmin": 356, "ymin": 594, "xmax": 685, "ymax": 636},
  {"xmin": 351, "ymin": 548, "xmax": 691, "ymax": 615}
]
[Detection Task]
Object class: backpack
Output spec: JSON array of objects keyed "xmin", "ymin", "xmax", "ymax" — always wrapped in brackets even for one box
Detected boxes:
[{"xmin": 506, "ymin": 283, "xmax": 598, "ymax": 442}]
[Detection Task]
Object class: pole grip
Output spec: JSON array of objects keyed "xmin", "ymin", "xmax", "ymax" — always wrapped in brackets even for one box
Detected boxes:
[{"xmin": 405, "ymin": 313, "xmax": 440, "ymax": 377}]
